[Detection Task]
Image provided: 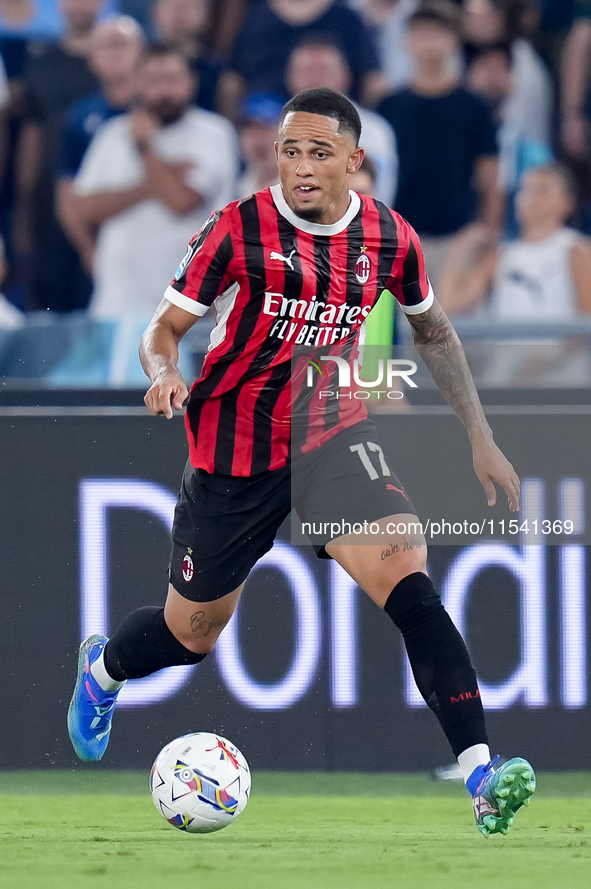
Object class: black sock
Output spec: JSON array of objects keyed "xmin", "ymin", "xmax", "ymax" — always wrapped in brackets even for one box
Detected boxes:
[
  {"xmin": 384, "ymin": 572, "xmax": 488, "ymax": 758},
  {"xmin": 103, "ymin": 606, "xmax": 207, "ymax": 681}
]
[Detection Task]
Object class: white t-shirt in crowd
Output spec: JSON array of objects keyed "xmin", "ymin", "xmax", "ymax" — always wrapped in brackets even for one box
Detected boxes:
[
  {"xmin": 355, "ymin": 102, "xmax": 398, "ymax": 206},
  {"xmin": 491, "ymin": 227, "xmax": 583, "ymax": 320},
  {"xmin": 351, "ymin": 0, "xmax": 419, "ymax": 91},
  {"xmin": 504, "ymin": 40, "xmax": 553, "ymax": 147},
  {"xmin": 74, "ymin": 107, "xmax": 238, "ymax": 319}
]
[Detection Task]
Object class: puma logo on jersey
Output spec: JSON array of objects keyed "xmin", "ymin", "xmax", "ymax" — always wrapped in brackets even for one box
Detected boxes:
[{"xmin": 270, "ymin": 249, "xmax": 297, "ymax": 271}]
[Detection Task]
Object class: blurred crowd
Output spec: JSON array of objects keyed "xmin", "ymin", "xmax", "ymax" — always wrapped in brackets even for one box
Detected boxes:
[{"xmin": 2, "ymin": 0, "xmax": 591, "ymax": 384}]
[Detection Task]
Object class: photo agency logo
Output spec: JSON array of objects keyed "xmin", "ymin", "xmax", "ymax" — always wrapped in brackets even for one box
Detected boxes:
[{"xmin": 305, "ymin": 355, "xmax": 418, "ymax": 401}]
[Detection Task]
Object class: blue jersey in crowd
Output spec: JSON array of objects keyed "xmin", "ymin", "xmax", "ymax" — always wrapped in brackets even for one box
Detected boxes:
[
  {"xmin": 228, "ymin": 0, "xmax": 379, "ymax": 101},
  {"xmin": 60, "ymin": 92, "xmax": 123, "ymax": 179}
]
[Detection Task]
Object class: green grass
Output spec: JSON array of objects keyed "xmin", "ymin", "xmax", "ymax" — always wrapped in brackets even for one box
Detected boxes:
[{"xmin": 0, "ymin": 773, "xmax": 590, "ymax": 889}]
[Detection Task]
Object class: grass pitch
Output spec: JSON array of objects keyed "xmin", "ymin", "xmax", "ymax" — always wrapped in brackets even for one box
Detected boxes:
[{"xmin": 0, "ymin": 772, "xmax": 590, "ymax": 889}]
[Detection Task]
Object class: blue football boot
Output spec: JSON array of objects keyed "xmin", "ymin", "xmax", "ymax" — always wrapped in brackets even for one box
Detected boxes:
[
  {"xmin": 468, "ymin": 756, "xmax": 536, "ymax": 837},
  {"xmin": 67, "ymin": 635, "xmax": 121, "ymax": 762}
]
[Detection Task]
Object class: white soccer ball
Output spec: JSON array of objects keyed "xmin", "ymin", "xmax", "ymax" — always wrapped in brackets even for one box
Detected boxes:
[{"xmin": 150, "ymin": 732, "xmax": 251, "ymax": 834}]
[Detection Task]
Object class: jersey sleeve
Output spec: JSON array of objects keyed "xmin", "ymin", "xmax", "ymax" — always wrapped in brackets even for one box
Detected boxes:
[
  {"xmin": 164, "ymin": 208, "xmax": 234, "ymax": 316},
  {"xmin": 385, "ymin": 211, "xmax": 434, "ymax": 315}
]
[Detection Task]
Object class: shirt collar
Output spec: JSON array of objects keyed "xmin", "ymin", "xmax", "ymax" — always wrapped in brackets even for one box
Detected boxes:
[{"xmin": 270, "ymin": 182, "xmax": 361, "ymax": 235}]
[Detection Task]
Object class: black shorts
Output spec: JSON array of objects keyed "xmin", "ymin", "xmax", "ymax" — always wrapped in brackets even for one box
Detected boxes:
[{"xmin": 169, "ymin": 419, "xmax": 416, "ymax": 602}]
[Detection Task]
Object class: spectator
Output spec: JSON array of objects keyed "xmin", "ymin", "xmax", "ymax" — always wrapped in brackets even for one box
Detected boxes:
[
  {"xmin": 377, "ymin": 0, "xmax": 503, "ymax": 292},
  {"xmin": 285, "ymin": 37, "xmax": 398, "ymax": 205},
  {"xmin": 462, "ymin": 0, "xmax": 553, "ymax": 145},
  {"xmin": 152, "ymin": 0, "xmax": 220, "ymax": 111},
  {"xmin": 0, "ymin": 233, "xmax": 23, "ymax": 327},
  {"xmin": 13, "ymin": 0, "xmax": 103, "ymax": 312},
  {"xmin": 533, "ymin": 0, "xmax": 574, "ymax": 84},
  {"xmin": 0, "ymin": 39, "xmax": 28, "ymax": 308},
  {"xmin": 467, "ymin": 42, "xmax": 553, "ymax": 235},
  {"xmin": 349, "ymin": 153, "xmax": 377, "ymax": 196},
  {"xmin": 57, "ymin": 15, "xmax": 144, "ymax": 271},
  {"xmin": 207, "ymin": 0, "xmax": 249, "ymax": 56},
  {"xmin": 117, "ymin": 0, "xmax": 155, "ymax": 35},
  {"xmin": 438, "ymin": 164, "xmax": 591, "ymax": 318},
  {"xmin": 0, "ymin": 27, "xmax": 34, "ymax": 241},
  {"xmin": 351, "ymin": 0, "xmax": 420, "ymax": 92},
  {"xmin": 236, "ymin": 92, "xmax": 282, "ymax": 197},
  {"xmin": 70, "ymin": 43, "xmax": 238, "ymax": 320},
  {"xmin": 0, "ymin": 0, "xmax": 63, "ymax": 41},
  {"xmin": 217, "ymin": 0, "xmax": 384, "ymax": 120},
  {"xmin": 561, "ymin": 2, "xmax": 591, "ymax": 162},
  {"xmin": 0, "ymin": 51, "xmax": 7, "ymax": 186}
]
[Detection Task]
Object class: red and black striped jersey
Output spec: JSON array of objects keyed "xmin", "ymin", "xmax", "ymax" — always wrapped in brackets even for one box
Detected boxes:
[{"xmin": 166, "ymin": 184, "xmax": 432, "ymax": 476}]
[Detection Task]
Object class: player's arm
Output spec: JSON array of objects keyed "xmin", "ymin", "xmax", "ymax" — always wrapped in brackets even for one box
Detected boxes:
[
  {"xmin": 407, "ymin": 298, "xmax": 520, "ymax": 511},
  {"xmin": 141, "ymin": 299, "xmax": 199, "ymax": 419}
]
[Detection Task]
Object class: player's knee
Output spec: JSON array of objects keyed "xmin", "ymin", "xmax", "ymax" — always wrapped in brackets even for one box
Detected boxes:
[
  {"xmin": 378, "ymin": 545, "xmax": 427, "ymax": 592},
  {"xmin": 163, "ymin": 617, "xmax": 217, "ymax": 656},
  {"xmin": 383, "ymin": 572, "xmax": 455, "ymax": 641},
  {"xmin": 173, "ymin": 629, "xmax": 218, "ymax": 656}
]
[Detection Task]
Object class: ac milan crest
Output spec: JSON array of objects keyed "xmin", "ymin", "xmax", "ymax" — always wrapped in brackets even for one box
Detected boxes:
[
  {"xmin": 182, "ymin": 551, "xmax": 194, "ymax": 583},
  {"xmin": 355, "ymin": 248, "xmax": 371, "ymax": 285}
]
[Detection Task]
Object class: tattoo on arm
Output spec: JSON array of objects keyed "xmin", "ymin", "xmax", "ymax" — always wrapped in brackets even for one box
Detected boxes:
[{"xmin": 407, "ymin": 299, "xmax": 490, "ymax": 440}]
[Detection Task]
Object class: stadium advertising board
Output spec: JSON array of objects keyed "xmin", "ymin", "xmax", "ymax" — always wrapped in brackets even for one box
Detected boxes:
[{"xmin": 1, "ymin": 411, "xmax": 589, "ymax": 771}]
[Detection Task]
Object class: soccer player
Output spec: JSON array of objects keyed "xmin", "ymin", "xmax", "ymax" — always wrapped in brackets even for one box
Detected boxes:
[{"xmin": 68, "ymin": 88, "xmax": 535, "ymax": 836}]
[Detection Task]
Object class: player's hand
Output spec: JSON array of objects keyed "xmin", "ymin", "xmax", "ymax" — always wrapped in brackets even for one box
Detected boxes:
[
  {"xmin": 144, "ymin": 370, "xmax": 189, "ymax": 419},
  {"xmin": 472, "ymin": 435, "xmax": 520, "ymax": 512}
]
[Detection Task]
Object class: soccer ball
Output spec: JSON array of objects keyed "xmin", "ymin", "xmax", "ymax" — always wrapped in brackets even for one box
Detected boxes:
[{"xmin": 150, "ymin": 732, "xmax": 251, "ymax": 834}]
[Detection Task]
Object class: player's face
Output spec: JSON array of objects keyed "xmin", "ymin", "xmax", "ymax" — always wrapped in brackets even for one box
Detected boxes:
[{"xmin": 276, "ymin": 112, "xmax": 363, "ymax": 224}]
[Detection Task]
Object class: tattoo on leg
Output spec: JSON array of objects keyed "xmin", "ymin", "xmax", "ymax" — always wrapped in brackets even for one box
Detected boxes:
[
  {"xmin": 381, "ymin": 537, "xmax": 424, "ymax": 560},
  {"xmin": 190, "ymin": 610, "xmax": 226, "ymax": 637},
  {"xmin": 381, "ymin": 542, "xmax": 399, "ymax": 560}
]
